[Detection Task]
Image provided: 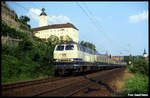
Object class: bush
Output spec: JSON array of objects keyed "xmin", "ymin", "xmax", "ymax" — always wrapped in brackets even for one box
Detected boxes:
[
  {"xmin": 19, "ymin": 57, "xmax": 41, "ymax": 78},
  {"xmin": 120, "ymin": 74, "xmax": 148, "ymax": 96},
  {"xmin": 2, "ymin": 28, "xmax": 56, "ymax": 83},
  {"xmin": 2, "ymin": 55, "xmax": 21, "ymax": 82},
  {"xmin": 1, "ymin": 22, "xmax": 29, "ymax": 39},
  {"xmin": 118, "ymin": 57, "xmax": 149, "ymax": 96},
  {"xmin": 129, "ymin": 57, "xmax": 149, "ymax": 76},
  {"xmin": 2, "ymin": 44, "xmax": 18, "ymax": 56},
  {"xmin": 18, "ymin": 38, "xmax": 33, "ymax": 51},
  {"xmin": 2, "ymin": 44, "xmax": 10, "ymax": 55}
]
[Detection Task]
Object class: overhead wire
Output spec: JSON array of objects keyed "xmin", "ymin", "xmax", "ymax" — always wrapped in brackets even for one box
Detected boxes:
[
  {"xmin": 10, "ymin": 2, "xmax": 137, "ymax": 56},
  {"xmin": 76, "ymin": 2, "xmax": 106, "ymax": 52},
  {"xmin": 14, "ymin": 2, "xmax": 57, "ymax": 25},
  {"xmin": 76, "ymin": 2, "xmax": 113, "ymax": 54},
  {"xmin": 43, "ymin": 2, "xmax": 105, "ymax": 47},
  {"xmin": 13, "ymin": 2, "xmax": 92, "ymax": 46},
  {"xmin": 13, "ymin": 2, "xmax": 40, "ymax": 16},
  {"xmin": 83, "ymin": 3, "xmax": 126, "ymax": 48},
  {"xmin": 11, "ymin": 2, "xmax": 123, "ymax": 55},
  {"xmin": 78, "ymin": 2, "xmax": 132, "ymax": 56}
]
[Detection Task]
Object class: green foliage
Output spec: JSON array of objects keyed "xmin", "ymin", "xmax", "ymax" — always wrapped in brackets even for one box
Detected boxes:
[
  {"xmin": 1, "ymin": 54, "xmax": 41, "ymax": 82},
  {"xmin": 18, "ymin": 15, "xmax": 31, "ymax": 30},
  {"xmin": 59, "ymin": 35, "xmax": 73, "ymax": 42},
  {"xmin": 32, "ymin": 36, "xmax": 44, "ymax": 42},
  {"xmin": 120, "ymin": 74, "xmax": 148, "ymax": 96},
  {"xmin": 2, "ymin": 13, "xmax": 55, "ymax": 83},
  {"xmin": 119, "ymin": 56, "xmax": 149, "ymax": 96},
  {"xmin": 1, "ymin": 21, "xmax": 29, "ymax": 39},
  {"xmin": 2, "ymin": 1, "xmax": 6, "ymax": 4},
  {"xmin": 79, "ymin": 41, "xmax": 96, "ymax": 51},
  {"xmin": 2, "ymin": 36, "xmax": 55, "ymax": 83},
  {"xmin": 19, "ymin": 15, "xmax": 30, "ymax": 24},
  {"xmin": 124, "ymin": 56, "xmax": 139, "ymax": 65},
  {"xmin": 18, "ymin": 38, "xmax": 33, "ymax": 51},
  {"xmin": 2, "ymin": 44, "xmax": 10, "ymax": 54},
  {"xmin": 2, "ymin": 55, "xmax": 21, "ymax": 81},
  {"xmin": 123, "ymin": 56, "xmax": 132, "ymax": 65},
  {"xmin": 2, "ymin": 43, "xmax": 18, "ymax": 56},
  {"xmin": 129, "ymin": 57, "xmax": 149, "ymax": 76},
  {"xmin": 47, "ymin": 35, "xmax": 60, "ymax": 46}
]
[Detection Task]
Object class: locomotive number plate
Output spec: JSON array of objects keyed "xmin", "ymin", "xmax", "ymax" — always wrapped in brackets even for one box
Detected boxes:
[{"xmin": 62, "ymin": 53, "xmax": 66, "ymax": 57}]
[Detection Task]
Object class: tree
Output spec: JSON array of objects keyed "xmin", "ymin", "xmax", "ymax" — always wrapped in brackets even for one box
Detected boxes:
[
  {"xmin": 129, "ymin": 57, "xmax": 149, "ymax": 76},
  {"xmin": 2, "ymin": 1, "xmax": 6, "ymax": 4},
  {"xmin": 18, "ymin": 38, "xmax": 33, "ymax": 51},
  {"xmin": 79, "ymin": 41, "xmax": 96, "ymax": 51},
  {"xmin": 47, "ymin": 35, "xmax": 60, "ymax": 45},
  {"xmin": 19, "ymin": 15, "xmax": 30, "ymax": 24}
]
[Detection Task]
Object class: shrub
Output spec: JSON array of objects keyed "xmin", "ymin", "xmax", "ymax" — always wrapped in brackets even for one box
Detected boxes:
[
  {"xmin": 1, "ymin": 22, "xmax": 29, "ymax": 39},
  {"xmin": 120, "ymin": 74, "xmax": 148, "ymax": 96},
  {"xmin": 129, "ymin": 57, "xmax": 149, "ymax": 76},
  {"xmin": 2, "ymin": 44, "xmax": 18, "ymax": 56},
  {"xmin": 2, "ymin": 44, "xmax": 10, "ymax": 55},
  {"xmin": 18, "ymin": 38, "xmax": 33, "ymax": 51},
  {"xmin": 1, "ymin": 55, "xmax": 21, "ymax": 82},
  {"xmin": 2, "ymin": 27, "xmax": 56, "ymax": 83}
]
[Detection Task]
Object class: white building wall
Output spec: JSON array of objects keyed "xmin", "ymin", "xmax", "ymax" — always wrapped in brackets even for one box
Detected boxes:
[{"xmin": 34, "ymin": 27, "xmax": 79, "ymax": 43}]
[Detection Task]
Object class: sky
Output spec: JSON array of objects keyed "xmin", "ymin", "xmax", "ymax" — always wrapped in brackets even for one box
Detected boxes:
[{"xmin": 6, "ymin": 1, "xmax": 149, "ymax": 56}]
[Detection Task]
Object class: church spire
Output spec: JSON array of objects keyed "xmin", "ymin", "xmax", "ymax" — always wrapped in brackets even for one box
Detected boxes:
[
  {"xmin": 40, "ymin": 8, "xmax": 47, "ymax": 16},
  {"xmin": 143, "ymin": 49, "xmax": 146, "ymax": 54},
  {"xmin": 143, "ymin": 49, "xmax": 147, "ymax": 58}
]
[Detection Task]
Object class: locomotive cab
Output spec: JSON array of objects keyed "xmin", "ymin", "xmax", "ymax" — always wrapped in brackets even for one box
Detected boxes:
[{"xmin": 54, "ymin": 42, "xmax": 79, "ymax": 62}]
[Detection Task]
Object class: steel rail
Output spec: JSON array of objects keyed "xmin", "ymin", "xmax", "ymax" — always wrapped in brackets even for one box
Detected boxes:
[
  {"xmin": 2, "ymin": 77, "xmax": 69, "ymax": 90},
  {"xmin": 32, "ymin": 68, "xmax": 124, "ymax": 97},
  {"xmin": 32, "ymin": 77, "xmax": 88, "ymax": 96},
  {"xmin": 65, "ymin": 71, "xmax": 117, "ymax": 97}
]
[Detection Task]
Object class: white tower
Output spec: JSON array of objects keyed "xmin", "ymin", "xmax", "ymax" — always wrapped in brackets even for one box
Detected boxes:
[{"xmin": 39, "ymin": 8, "xmax": 47, "ymax": 27}]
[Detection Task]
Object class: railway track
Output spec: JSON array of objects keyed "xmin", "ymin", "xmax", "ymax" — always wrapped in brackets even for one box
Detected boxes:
[
  {"xmin": 2, "ymin": 76, "xmax": 69, "ymax": 91},
  {"xmin": 32, "ymin": 68, "xmax": 124, "ymax": 96},
  {"xmin": 2, "ymin": 67, "xmax": 125, "ymax": 96}
]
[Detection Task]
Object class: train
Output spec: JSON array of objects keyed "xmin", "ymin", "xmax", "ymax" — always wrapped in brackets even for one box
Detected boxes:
[{"xmin": 53, "ymin": 41, "xmax": 126, "ymax": 75}]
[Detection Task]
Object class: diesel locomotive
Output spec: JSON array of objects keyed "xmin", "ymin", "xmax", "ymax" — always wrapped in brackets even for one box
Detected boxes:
[{"xmin": 53, "ymin": 41, "xmax": 126, "ymax": 75}]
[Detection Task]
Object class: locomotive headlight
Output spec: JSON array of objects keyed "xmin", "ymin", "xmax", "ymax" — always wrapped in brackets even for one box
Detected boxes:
[{"xmin": 72, "ymin": 58, "xmax": 74, "ymax": 61}]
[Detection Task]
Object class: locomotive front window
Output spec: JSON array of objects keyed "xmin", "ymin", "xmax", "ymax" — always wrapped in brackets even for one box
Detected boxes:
[
  {"xmin": 56, "ymin": 45, "xmax": 64, "ymax": 51},
  {"xmin": 65, "ymin": 45, "xmax": 74, "ymax": 50}
]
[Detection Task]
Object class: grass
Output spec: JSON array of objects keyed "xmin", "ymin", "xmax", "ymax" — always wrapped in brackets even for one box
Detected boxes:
[{"xmin": 118, "ymin": 73, "xmax": 148, "ymax": 96}]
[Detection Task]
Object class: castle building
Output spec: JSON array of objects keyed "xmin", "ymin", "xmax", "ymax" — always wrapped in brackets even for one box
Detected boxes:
[{"xmin": 32, "ymin": 8, "xmax": 79, "ymax": 43}]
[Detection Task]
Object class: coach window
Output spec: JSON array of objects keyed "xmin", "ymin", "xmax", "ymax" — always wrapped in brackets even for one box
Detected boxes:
[
  {"xmin": 65, "ymin": 45, "xmax": 74, "ymax": 50},
  {"xmin": 56, "ymin": 45, "xmax": 64, "ymax": 51}
]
